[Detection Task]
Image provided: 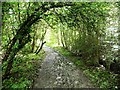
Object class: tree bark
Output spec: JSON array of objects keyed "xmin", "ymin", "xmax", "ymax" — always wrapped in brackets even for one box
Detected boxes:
[{"xmin": 36, "ymin": 41, "xmax": 46, "ymax": 54}]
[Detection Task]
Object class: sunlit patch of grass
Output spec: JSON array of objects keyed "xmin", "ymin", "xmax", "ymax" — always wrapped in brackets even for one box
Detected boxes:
[{"xmin": 53, "ymin": 46, "xmax": 72, "ymax": 57}]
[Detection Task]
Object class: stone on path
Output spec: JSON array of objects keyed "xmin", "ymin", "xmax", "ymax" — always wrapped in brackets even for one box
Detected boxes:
[{"xmin": 34, "ymin": 46, "xmax": 95, "ymax": 88}]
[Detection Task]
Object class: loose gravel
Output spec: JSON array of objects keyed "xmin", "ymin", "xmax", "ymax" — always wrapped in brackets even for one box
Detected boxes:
[{"xmin": 34, "ymin": 46, "xmax": 94, "ymax": 88}]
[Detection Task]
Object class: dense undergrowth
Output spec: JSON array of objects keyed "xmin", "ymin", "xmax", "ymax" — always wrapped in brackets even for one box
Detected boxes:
[
  {"xmin": 0, "ymin": 65, "xmax": 1, "ymax": 90},
  {"xmin": 53, "ymin": 46, "xmax": 118, "ymax": 89},
  {"xmin": 2, "ymin": 48, "xmax": 45, "ymax": 89}
]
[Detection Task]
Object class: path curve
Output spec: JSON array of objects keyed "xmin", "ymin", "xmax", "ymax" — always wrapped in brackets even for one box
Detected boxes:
[{"xmin": 34, "ymin": 46, "xmax": 94, "ymax": 88}]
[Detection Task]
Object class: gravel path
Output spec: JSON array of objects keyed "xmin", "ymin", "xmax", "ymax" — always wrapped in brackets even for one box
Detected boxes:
[{"xmin": 34, "ymin": 46, "xmax": 94, "ymax": 88}]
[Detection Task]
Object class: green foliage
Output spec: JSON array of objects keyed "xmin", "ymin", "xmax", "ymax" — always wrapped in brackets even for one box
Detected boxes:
[
  {"xmin": 45, "ymin": 2, "xmax": 112, "ymax": 66},
  {"xmin": 53, "ymin": 46, "xmax": 72, "ymax": 57},
  {"xmin": 0, "ymin": 65, "xmax": 1, "ymax": 90},
  {"xmin": 2, "ymin": 2, "xmax": 119, "ymax": 89},
  {"xmin": 46, "ymin": 2, "xmax": 119, "ymax": 73},
  {"xmin": 54, "ymin": 46, "xmax": 118, "ymax": 89},
  {"xmin": 2, "ymin": 49, "xmax": 45, "ymax": 88},
  {"xmin": 84, "ymin": 68, "xmax": 118, "ymax": 89},
  {"xmin": 3, "ymin": 77, "xmax": 31, "ymax": 88}
]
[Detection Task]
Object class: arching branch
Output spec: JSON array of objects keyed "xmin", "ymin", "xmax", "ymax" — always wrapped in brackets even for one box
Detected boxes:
[{"xmin": 2, "ymin": 2, "xmax": 75, "ymax": 80}]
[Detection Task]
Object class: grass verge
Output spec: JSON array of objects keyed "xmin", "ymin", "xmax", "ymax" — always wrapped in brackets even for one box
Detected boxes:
[
  {"xmin": 2, "ymin": 49, "xmax": 46, "ymax": 89},
  {"xmin": 53, "ymin": 46, "xmax": 118, "ymax": 89}
]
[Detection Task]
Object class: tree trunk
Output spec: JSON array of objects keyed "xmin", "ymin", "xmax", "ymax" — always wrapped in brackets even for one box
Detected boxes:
[
  {"xmin": 3, "ymin": 35, "xmax": 30, "ymax": 80},
  {"xmin": 36, "ymin": 41, "xmax": 46, "ymax": 54},
  {"xmin": 32, "ymin": 32, "xmax": 36, "ymax": 52},
  {"xmin": 60, "ymin": 30, "xmax": 65, "ymax": 47}
]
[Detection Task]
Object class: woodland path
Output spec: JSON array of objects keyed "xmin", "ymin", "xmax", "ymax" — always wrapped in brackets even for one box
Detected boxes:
[{"xmin": 34, "ymin": 46, "xmax": 95, "ymax": 88}]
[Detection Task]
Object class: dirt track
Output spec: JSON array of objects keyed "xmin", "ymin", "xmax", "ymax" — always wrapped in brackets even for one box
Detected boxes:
[{"xmin": 34, "ymin": 46, "xmax": 94, "ymax": 88}]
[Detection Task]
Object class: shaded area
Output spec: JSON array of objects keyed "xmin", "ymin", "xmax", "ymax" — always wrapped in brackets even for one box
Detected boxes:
[
  {"xmin": 0, "ymin": 46, "xmax": 2, "ymax": 89},
  {"xmin": 0, "ymin": 65, "xmax": 1, "ymax": 90}
]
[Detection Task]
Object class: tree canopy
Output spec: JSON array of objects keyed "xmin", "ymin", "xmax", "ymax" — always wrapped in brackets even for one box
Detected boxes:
[{"xmin": 1, "ymin": 1, "xmax": 120, "ymax": 89}]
